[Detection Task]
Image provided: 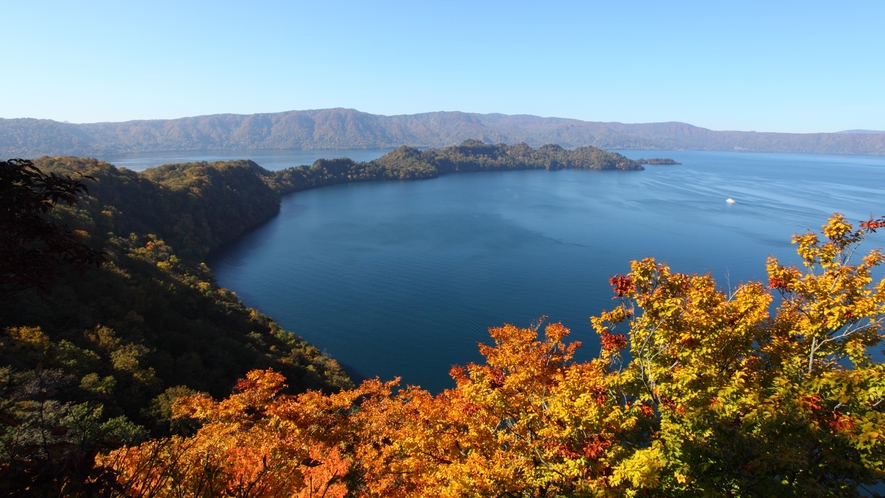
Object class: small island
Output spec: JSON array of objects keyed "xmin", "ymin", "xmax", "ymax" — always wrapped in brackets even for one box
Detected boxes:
[{"xmin": 636, "ymin": 158, "xmax": 681, "ymax": 165}]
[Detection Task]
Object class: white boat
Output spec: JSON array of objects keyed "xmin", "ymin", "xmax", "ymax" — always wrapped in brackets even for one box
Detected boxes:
[{"xmin": 726, "ymin": 198, "xmax": 736, "ymax": 204}]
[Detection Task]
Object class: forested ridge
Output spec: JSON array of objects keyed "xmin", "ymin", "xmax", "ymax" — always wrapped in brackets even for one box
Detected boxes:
[{"xmin": 3, "ymin": 108, "xmax": 885, "ymax": 157}]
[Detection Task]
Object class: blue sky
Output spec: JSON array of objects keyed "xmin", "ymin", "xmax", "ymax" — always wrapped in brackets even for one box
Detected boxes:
[{"xmin": 2, "ymin": 1, "xmax": 883, "ymax": 133}]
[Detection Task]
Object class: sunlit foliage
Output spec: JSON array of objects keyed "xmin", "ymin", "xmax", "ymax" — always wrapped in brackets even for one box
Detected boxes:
[{"xmin": 104, "ymin": 214, "xmax": 885, "ymax": 496}]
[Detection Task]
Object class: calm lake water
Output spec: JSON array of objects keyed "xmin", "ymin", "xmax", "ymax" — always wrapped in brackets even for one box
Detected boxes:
[{"xmin": 199, "ymin": 150, "xmax": 885, "ymax": 392}]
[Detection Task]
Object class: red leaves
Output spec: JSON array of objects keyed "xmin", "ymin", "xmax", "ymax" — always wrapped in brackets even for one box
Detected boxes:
[
  {"xmin": 859, "ymin": 216, "xmax": 885, "ymax": 233},
  {"xmin": 803, "ymin": 394, "xmax": 823, "ymax": 413},
  {"xmin": 461, "ymin": 402, "xmax": 481, "ymax": 416},
  {"xmin": 235, "ymin": 378, "xmax": 258, "ymax": 392},
  {"xmin": 609, "ymin": 275, "xmax": 634, "ymax": 297},
  {"xmin": 582, "ymin": 437, "xmax": 611, "ymax": 460},
  {"xmin": 828, "ymin": 413, "xmax": 856, "ymax": 432},
  {"xmin": 487, "ymin": 367, "xmax": 506, "ymax": 389},
  {"xmin": 600, "ymin": 331, "xmax": 627, "ymax": 352},
  {"xmin": 768, "ymin": 275, "xmax": 789, "ymax": 290},
  {"xmin": 549, "ymin": 438, "xmax": 612, "ymax": 461},
  {"xmin": 554, "ymin": 443, "xmax": 582, "ymax": 460},
  {"xmin": 594, "ymin": 389, "xmax": 607, "ymax": 405},
  {"xmin": 768, "ymin": 265, "xmax": 800, "ymax": 291}
]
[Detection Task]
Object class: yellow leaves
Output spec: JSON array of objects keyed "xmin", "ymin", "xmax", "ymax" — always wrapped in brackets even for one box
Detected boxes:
[
  {"xmin": 609, "ymin": 445, "xmax": 663, "ymax": 491},
  {"xmin": 863, "ymin": 248, "xmax": 885, "ymax": 268},
  {"xmin": 766, "ymin": 214, "xmax": 885, "ymax": 374},
  {"xmin": 822, "ymin": 212, "xmax": 862, "ymax": 249},
  {"xmin": 172, "ymin": 392, "xmax": 217, "ymax": 421},
  {"xmin": 794, "ymin": 213, "xmax": 871, "ymax": 269},
  {"xmin": 4, "ymin": 326, "xmax": 51, "ymax": 353}
]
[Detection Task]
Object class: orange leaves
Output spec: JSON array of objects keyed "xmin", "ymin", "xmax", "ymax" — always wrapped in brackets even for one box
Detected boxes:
[
  {"xmin": 827, "ymin": 413, "xmax": 857, "ymax": 432},
  {"xmin": 477, "ymin": 322, "xmax": 581, "ymax": 392},
  {"xmin": 169, "ymin": 323, "xmax": 615, "ymax": 497},
  {"xmin": 101, "ymin": 368, "xmax": 364, "ymax": 497},
  {"xmin": 543, "ymin": 321, "xmax": 572, "ymax": 344},
  {"xmin": 581, "ymin": 436, "xmax": 611, "ymax": 460},
  {"xmin": 296, "ymin": 446, "xmax": 349, "ymax": 498},
  {"xmin": 448, "ymin": 365, "xmax": 469, "ymax": 385}
]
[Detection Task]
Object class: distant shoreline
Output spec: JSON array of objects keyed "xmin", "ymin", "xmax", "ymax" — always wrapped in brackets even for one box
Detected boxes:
[{"xmin": 3, "ymin": 108, "xmax": 883, "ymax": 157}]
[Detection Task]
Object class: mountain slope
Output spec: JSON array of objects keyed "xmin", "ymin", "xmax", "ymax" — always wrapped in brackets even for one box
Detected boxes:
[{"xmin": 2, "ymin": 108, "xmax": 884, "ymax": 156}]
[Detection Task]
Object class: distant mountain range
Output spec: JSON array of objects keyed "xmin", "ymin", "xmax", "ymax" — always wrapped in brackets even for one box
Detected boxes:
[{"xmin": 2, "ymin": 108, "xmax": 884, "ymax": 157}]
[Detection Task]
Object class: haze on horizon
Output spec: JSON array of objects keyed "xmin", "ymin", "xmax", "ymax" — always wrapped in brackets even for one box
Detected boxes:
[{"xmin": 3, "ymin": 0, "xmax": 883, "ymax": 134}]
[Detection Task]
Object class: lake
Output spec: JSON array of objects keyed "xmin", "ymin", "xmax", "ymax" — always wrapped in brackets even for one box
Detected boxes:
[{"xmin": 191, "ymin": 149, "xmax": 884, "ymax": 392}]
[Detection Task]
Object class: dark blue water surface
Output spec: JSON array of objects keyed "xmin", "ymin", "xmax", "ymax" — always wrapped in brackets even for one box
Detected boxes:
[{"xmin": 205, "ymin": 150, "xmax": 885, "ymax": 392}]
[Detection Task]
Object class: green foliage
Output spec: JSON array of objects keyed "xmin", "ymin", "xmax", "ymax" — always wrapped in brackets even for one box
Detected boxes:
[{"xmin": 0, "ymin": 366, "xmax": 146, "ymax": 495}]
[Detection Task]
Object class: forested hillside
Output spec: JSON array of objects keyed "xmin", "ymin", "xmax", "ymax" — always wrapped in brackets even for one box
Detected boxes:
[
  {"xmin": 0, "ymin": 157, "xmax": 350, "ymax": 494},
  {"xmin": 3, "ymin": 108, "xmax": 884, "ymax": 157}
]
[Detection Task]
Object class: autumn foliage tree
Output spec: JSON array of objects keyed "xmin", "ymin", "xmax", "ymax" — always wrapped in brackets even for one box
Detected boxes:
[{"xmin": 99, "ymin": 214, "xmax": 885, "ymax": 497}]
